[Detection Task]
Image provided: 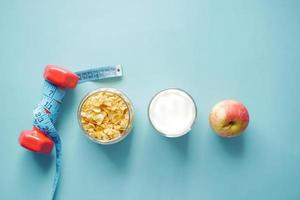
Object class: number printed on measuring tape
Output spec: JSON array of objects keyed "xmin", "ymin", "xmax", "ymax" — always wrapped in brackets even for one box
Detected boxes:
[
  {"xmin": 76, "ymin": 64, "xmax": 122, "ymax": 83},
  {"xmin": 43, "ymin": 81, "xmax": 66, "ymax": 102}
]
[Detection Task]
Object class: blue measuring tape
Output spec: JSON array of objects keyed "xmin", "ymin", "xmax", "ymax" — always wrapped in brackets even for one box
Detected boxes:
[{"xmin": 32, "ymin": 65, "xmax": 122, "ymax": 199}]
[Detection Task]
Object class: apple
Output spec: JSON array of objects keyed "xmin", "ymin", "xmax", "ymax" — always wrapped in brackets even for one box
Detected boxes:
[{"xmin": 209, "ymin": 100, "xmax": 249, "ymax": 137}]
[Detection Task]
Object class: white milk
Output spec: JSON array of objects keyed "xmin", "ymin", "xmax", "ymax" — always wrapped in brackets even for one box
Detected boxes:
[{"xmin": 148, "ymin": 89, "xmax": 197, "ymax": 137}]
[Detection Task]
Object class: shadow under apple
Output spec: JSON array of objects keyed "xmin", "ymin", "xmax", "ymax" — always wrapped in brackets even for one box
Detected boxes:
[{"xmin": 215, "ymin": 130, "xmax": 247, "ymax": 157}]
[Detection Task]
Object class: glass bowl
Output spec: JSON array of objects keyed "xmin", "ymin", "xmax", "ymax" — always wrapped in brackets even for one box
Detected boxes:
[{"xmin": 78, "ymin": 88, "xmax": 134, "ymax": 145}]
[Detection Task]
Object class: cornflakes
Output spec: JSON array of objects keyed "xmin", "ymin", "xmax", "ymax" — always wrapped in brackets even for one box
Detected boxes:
[{"xmin": 79, "ymin": 91, "xmax": 130, "ymax": 142}]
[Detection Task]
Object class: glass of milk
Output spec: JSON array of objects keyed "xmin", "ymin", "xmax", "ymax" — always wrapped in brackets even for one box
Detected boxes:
[{"xmin": 148, "ymin": 88, "xmax": 197, "ymax": 137}]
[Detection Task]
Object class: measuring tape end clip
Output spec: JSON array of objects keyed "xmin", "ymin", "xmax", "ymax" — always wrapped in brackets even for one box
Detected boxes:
[{"xmin": 116, "ymin": 64, "xmax": 122, "ymax": 77}]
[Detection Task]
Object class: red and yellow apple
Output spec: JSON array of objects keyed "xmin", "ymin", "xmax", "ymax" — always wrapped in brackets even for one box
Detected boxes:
[{"xmin": 209, "ymin": 100, "xmax": 249, "ymax": 137}]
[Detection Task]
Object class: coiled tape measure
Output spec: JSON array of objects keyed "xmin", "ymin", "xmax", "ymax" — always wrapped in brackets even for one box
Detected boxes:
[{"xmin": 18, "ymin": 64, "xmax": 122, "ymax": 199}]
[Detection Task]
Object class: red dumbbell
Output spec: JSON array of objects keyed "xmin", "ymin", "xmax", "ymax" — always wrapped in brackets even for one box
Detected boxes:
[{"xmin": 19, "ymin": 65, "xmax": 80, "ymax": 154}]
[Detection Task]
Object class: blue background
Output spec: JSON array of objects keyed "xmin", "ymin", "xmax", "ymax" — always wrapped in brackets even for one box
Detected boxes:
[{"xmin": 1, "ymin": 0, "xmax": 300, "ymax": 199}]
